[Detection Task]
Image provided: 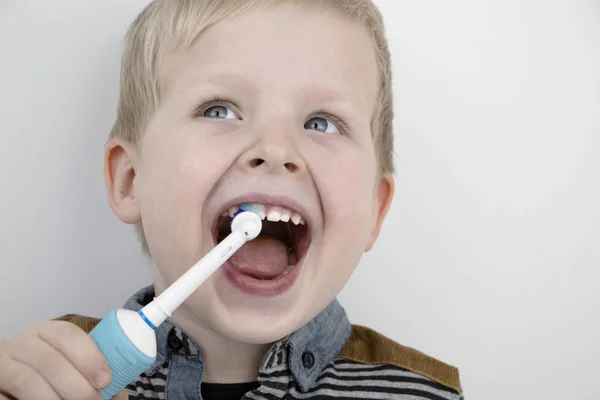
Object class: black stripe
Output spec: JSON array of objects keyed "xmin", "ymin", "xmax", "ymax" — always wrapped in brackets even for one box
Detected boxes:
[
  {"xmin": 133, "ymin": 376, "xmax": 167, "ymax": 385},
  {"xmin": 259, "ymin": 369, "xmax": 289, "ymax": 379},
  {"xmin": 260, "ymin": 379, "xmax": 288, "ymax": 392},
  {"xmin": 335, "ymin": 359, "xmax": 404, "ymax": 368},
  {"xmin": 333, "ymin": 362, "xmax": 410, "ymax": 373},
  {"xmin": 286, "ymin": 393, "xmax": 448, "ymax": 400},
  {"xmin": 276, "ymin": 351, "xmax": 283, "ymax": 365},
  {"xmin": 266, "ymin": 350, "xmax": 277, "ymax": 368},
  {"xmin": 129, "ymin": 381, "xmax": 166, "ymax": 392},
  {"xmin": 301, "ymin": 383, "xmax": 451, "ymax": 400},
  {"xmin": 131, "ymin": 386, "xmax": 165, "ymax": 394},
  {"xmin": 137, "ymin": 373, "xmax": 168, "ymax": 381},
  {"xmin": 141, "ymin": 370, "xmax": 169, "ymax": 379},
  {"xmin": 128, "ymin": 392, "xmax": 163, "ymax": 400},
  {"xmin": 260, "ymin": 362, "xmax": 456, "ymax": 395},
  {"xmin": 334, "ymin": 358, "xmax": 362, "ymax": 364},
  {"xmin": 315, "ymin": 371, "xmax": 458, "ymax": 394},
  {"xmin": 248, "ymin": 388, "xmax": 281, "ymax": 400}
]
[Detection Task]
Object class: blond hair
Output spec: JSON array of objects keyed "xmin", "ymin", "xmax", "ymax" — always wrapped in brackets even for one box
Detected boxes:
[{"xmin": 109, "ymin": 0, "xmax": 394, "ymax": 253}]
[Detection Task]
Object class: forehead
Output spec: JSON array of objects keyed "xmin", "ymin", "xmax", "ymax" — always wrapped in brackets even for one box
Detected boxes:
[{"xmin": 162, "ymin": 3, "xmax": 379, "ymax": 114}]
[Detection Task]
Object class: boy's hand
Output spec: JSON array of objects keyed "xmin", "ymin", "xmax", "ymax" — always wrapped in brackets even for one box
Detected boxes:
[{"xmin": 0, "ymin": 320, "xmax": 128, "ymax": 400}]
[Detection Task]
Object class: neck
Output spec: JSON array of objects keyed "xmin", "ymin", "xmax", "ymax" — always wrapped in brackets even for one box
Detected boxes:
[
  {"xmin": 170, "ymin": 309, "xmax": 271, "ymax": 383},
  {"xmin": 152, "ymin": 267, "xmax": 273, "ymax": 383}
]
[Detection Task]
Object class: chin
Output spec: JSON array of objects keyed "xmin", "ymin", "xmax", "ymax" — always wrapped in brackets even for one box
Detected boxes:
[
  {"xmin": 208, "ymin": 267, "xmax": 337, "ymax": 345},
  {"xmin": 212, "ymin": 303, "xmax": 305, "ymax": 345},
  {"xmin": 202, "ymin": 271, "xmax": 307, "ymax": 344},
  {"xmin": 223, "ymin": 322, "xmax": 294, "ymax": 345}
]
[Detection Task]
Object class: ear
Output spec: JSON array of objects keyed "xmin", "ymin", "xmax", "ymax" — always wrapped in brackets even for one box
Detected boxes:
[
  {"xmin": 365, "ymin": 173, "xmax": 395, "ymax": 252},
  {"xmin": 104, "ymin": 138, "xmax": 141, "ymax": 224}
]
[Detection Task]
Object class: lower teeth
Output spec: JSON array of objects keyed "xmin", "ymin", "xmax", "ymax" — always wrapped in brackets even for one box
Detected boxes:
[
  {"xmin": 255, "ymin": 265, "xmax": 295, "ymax": 281},
  {"xmin": 281, "ymin": 265, "xmax": 294, "ymax": 277}
]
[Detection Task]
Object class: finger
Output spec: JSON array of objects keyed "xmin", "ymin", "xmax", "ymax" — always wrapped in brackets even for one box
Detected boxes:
[
  {"xmin": 0, "ymin": 353, "xmax": 61, "ymax": 400},
  {"xmin": 39, "ymin": 321, "xmax": 112, "ymax": 389},
  {"xmin": 0, "ymin": 387, "xmax": 15, "ymax": 400},
  {"xmin": 12, "ymin": 336, "xmax": 103, "ymax": 400},
  {"xmin": 113, "ymin": 389, "xmax": 129, "ymax": 400}
]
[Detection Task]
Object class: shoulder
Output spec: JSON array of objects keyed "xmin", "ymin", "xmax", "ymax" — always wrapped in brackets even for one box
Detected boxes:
[
  {"xmin": 337, "ymin": 324, "xmax": 463, "ymax": 399},
  {"xmin": 54, "ymin": 316, "xmax": 464, "ymax": 398},
  {"xmin": 53, "ymin": 314, "xmax": 101, "ymax": 333}
]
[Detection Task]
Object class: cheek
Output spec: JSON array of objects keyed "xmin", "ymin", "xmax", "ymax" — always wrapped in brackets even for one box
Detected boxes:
[
  {"xmin": 136, "ymin": 126, "xmax": 232, "ymax": 263},
  {"xmin": 308, "ymin": 139, "xmax": 377, "ymax": 264},
  {"xmin": 318, "ymin": 139, "xmax": 376, "ymax": 222}
]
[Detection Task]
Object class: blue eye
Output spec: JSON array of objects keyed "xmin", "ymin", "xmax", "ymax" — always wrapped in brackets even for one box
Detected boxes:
[
  {"xmin": 203, "ymin": 105, "xmax": 239, "ymax": 120},
  {"xmin": 304, "ymin": 117, "xmax": 340, "ymax": 134}
]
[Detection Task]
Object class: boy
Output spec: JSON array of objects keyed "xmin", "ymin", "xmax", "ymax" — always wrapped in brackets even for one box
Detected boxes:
[{"xmin": 0, "ymin": 0, "xmax": 463, "ymax": 399}]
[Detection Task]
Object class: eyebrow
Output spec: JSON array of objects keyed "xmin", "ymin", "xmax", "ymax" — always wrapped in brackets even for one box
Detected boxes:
[
  {"xmin": 186, "ymin": 67, "xmax": 365, "ymax": 112},
  {"xmin": 298, "ymin": 83, "xmax": 362, "ymax": 109},
  {"xmin": 190, "ymin": 68, "xmax": 259, "ymax": 93}
]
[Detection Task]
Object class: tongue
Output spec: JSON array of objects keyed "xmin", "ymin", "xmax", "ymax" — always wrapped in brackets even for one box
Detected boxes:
[{"xmin": 228, "ymin": 236, "xmax": 289, "ymax": 279}]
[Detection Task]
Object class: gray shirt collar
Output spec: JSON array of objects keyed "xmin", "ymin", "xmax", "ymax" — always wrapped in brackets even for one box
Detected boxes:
[{"xmin": 123, "ymin": 284, "xmax": 351, "ymax": 392}]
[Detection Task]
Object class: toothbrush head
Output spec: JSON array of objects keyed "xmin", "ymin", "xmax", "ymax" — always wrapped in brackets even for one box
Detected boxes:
[
  {"xmin": 235, "ymin": 203, "xmax": 266, "ymax": 217},
  {"xmin": 231, "ymin": 204, "xmax": 262, "ymax": 240}
]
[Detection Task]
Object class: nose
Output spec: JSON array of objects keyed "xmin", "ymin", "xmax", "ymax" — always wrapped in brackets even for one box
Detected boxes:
[{"xmin": 237, "ymin": 126, "xmax": 306, "ymax": 176}]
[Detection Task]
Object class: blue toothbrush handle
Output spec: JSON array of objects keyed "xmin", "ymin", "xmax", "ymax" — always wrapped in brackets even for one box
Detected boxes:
[{"xmin": 89, "ymin": 310, "xmax": 157, "ymax": 399}]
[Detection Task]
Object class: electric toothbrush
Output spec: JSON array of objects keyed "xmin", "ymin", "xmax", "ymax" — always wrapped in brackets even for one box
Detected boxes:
[{"xmin": 89, "ymin": 208, "xmax": 262, "ymax": 399}]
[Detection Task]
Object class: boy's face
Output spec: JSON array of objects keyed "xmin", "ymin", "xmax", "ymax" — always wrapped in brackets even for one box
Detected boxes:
[{"xmin": 107, "ymin": 3, "xmax": 393, "ymax": 344}]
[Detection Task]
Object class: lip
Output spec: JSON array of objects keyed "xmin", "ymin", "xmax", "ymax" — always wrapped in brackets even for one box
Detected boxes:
[
  {"xmin": 210, "ymin": 192, "xmax": 315, "ymax": 238},
  {"xmin": 210, "ymin": 192, "xmax": 314, "ymax": 297}
]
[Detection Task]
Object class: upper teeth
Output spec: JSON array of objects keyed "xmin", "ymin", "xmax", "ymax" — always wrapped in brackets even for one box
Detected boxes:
[{"xmin": 223, "ymin": 203, "xmax": 305, "ymax": 225}]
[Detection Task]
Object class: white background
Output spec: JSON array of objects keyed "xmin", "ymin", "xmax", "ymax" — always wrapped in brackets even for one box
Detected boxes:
[{"xmin": 1, "ymin": 1, "xmax": 599, "ymax": 399}]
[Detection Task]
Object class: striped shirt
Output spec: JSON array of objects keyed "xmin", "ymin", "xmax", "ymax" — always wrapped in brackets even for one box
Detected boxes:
[{"xmin": 56, "ymin": 285, "xmax": 463, "ymax": 399}]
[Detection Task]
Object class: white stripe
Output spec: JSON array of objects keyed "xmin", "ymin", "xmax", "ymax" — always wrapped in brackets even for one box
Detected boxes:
[
  {"xmin": 245, "ymin": 392, "xmax": 271, "ymax": 400},
  {"xmin": 312, "ymin": 377, "xmax": 457, "ymax": 400},
  {"xmin": 148, "ymin": 376, "xmax": 167, "ymax": 386},
  {"xmin": 326, "ymin": 364, "xmax": 436, "ymax": 380},
  {"xmin": 288, "ymin": 387, "xmax": 408, "ymax": 399},
  {"xmin": 246, "ymin": 383, "xmax": 286, "ymax": 399},
  {"xmin": 129, "ymin": 388, "xmax": 165, "ymax": 399},
  {"xmin": 261, "ymin": 362, "xmax": 289, "ymax": 374},
  {"xmin": 257, "ymin": 383, "xmax": 287, "ymax": 397},
  {"xmin": 334, "ymin": 361, "xmax": 411, "ymax": 370},
  {"xmin": 260, "ymin": 375, "xmax": 289, "ymax": 384}
]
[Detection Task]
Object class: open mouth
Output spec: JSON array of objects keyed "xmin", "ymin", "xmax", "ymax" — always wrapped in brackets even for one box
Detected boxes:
[{"xmin": 212, "ymin": 203, "xmax": 311, "ymax": 281}]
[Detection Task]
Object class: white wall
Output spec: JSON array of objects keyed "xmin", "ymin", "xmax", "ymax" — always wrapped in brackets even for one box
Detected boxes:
[{"xmin": 1, "ymin": 1, "xmax": 598, "ymax": 399}]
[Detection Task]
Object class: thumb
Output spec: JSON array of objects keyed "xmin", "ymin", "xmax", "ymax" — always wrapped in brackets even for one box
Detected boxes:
[{"xmin": 112, "ymin": 390, "xmax": 129, "ymax": 400}]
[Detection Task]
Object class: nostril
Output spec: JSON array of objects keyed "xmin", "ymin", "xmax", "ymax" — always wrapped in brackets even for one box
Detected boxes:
[
  {"xmin": 248, "ymin": 158, "xmax": 299, "ymax": 172},
  {"xmin": 250, "ymin": 158, "xmax": 265, "ymax": 168},
  {"xmin": 284, "ymin": 162, "xmax": 298, "ymax": 173}
]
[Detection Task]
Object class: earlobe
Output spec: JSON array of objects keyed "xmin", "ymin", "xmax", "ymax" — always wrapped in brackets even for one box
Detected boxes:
[
  {"xmin": 104, "ymin": 138, "xmax": 141, "ymax": 224},
  {"xmin": 365, "ymin": 174, "xmax": 395, "ymax": 252}
]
